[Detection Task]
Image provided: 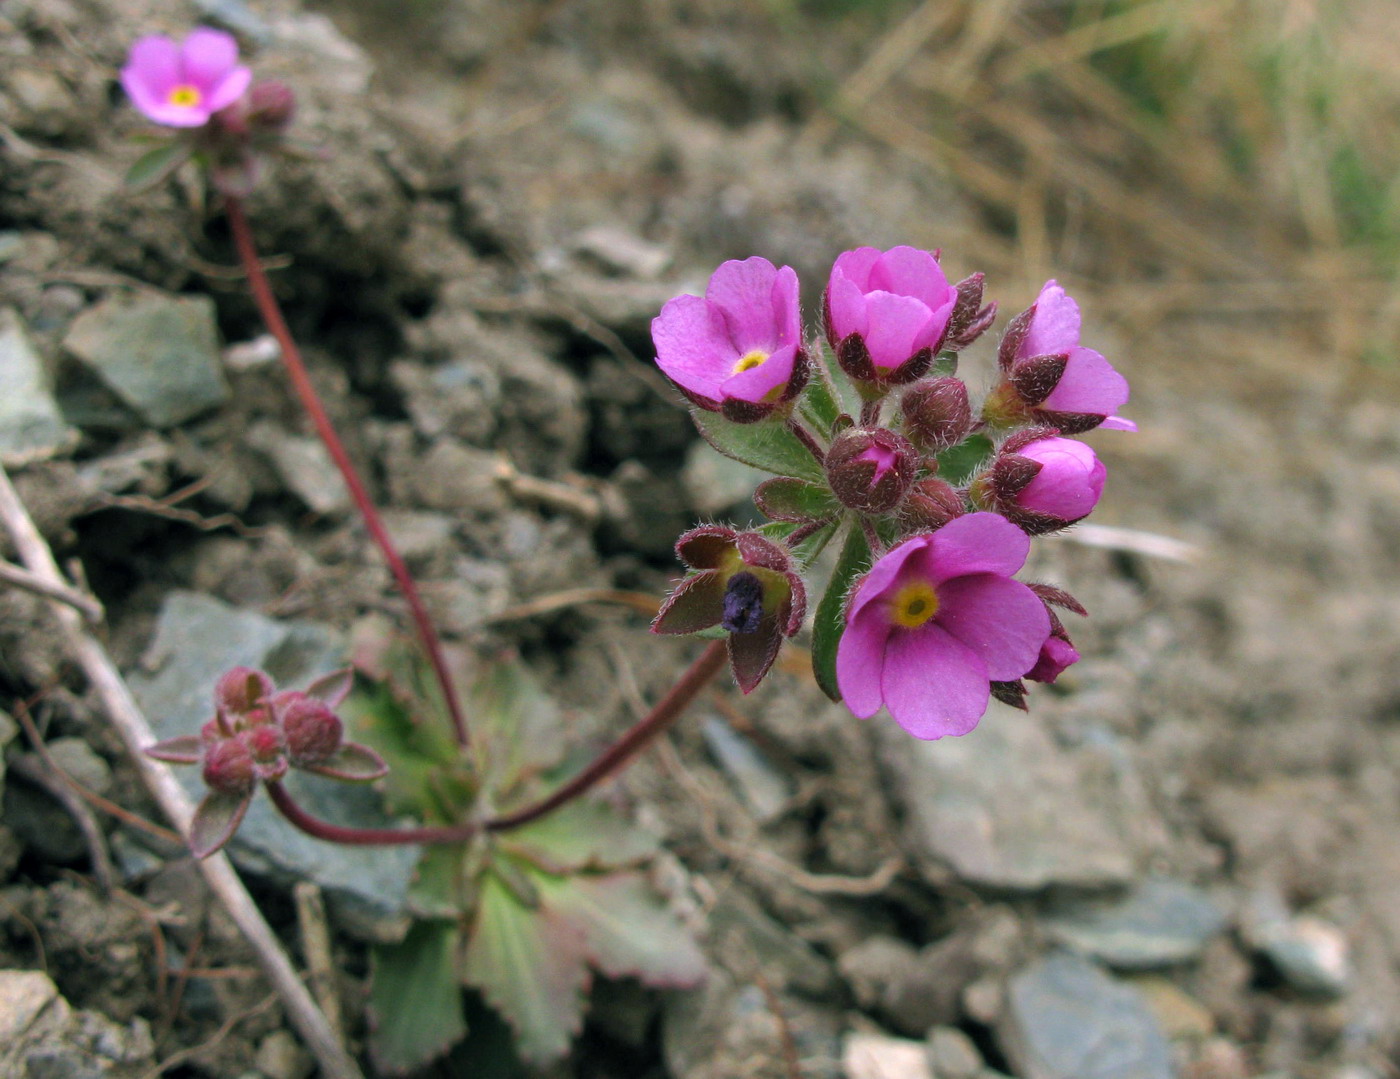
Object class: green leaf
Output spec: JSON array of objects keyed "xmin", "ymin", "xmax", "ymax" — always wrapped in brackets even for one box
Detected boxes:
[
  {"xmin": 408, "ymin": 843, "xmax": 480, "ymax": 918},
  {"xmin": 536, "ymin": 871, "xmax": 707, "ymax": 988},
  {"xmin": 462, "ymin": 870, "xmax": 590, "ymax": 1064},
  {"xmin": 693, "ymin": 410, "xmax": 825, "ymax": 482},
  {"xmin": 123, "ymin": 140, "xmax": 193, "ymax": 190},
  {"xmin": 754, "ymin": 477, "xmax": 839, "ymax": 523},
  {"xmin": 369, "ymin": 921, "xmax": 469, "ymax": 1076},
  {"xmin": 501, "ymin": 799, "xmax": 660, "ymax": 874},
  {"xmin": 798, "ymin": 354, "xmax": 847, "ymax": 434},
  {"xmin": 811, "ymin": 523, "xmax": 871, "ymax": 701},
  {"xmin": 936, "ymin": 432, "xmax": 994, "ymax": 485},
  {"xmin": 338, "ymin": 680, "xmax": 462, "ymax": 818},
  {"xmin": 301, "ymin": 741, "xmax": 389, "ymax": 781},
  {"xmin": 189, "ymin": 789, "xmax": 251, "ymax": 859},
  {"xmin": 469, "ymin": 657, "xmax": 567, "ymax": 796}
]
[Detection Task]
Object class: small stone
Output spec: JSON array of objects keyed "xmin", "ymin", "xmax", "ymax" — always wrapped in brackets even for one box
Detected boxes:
[
  {"xmin": 245, "ymin": 422, "xmax": 350, "ymax": 515},
  {"xmin": 1131, "ymin": 977, "xmax": 1214, "ymax": 1040},
  {"xmin": 254, "ymin": 1030, "xmax": 312, "ymax": 1079},
  {"xmin": 0, "ymin": 307, "xmax": 77, "ymax": 464},
  {"xmin": 64, "ymin": 293, "xmax": 228, "ymax": 427},
  {"xmin": 572, "ymin": 225, "xmax": 671, "ymax": 279},
  {"xmin": 380, "ymin": 510, "xmax": 456, "ymax": 564},
  {"xmin": 42, "ymin": 739, "xmax": 112, "ymax": 798},
  {"xmin": 998, "ymin": 952, "xmax": 1174, "ymax": 1079},
  {"xmin": 1242, "ymin": 888, "xmax": 1351, "ymax": 998},
  {"xmin": 1041, "ymin": 878, "xmax": 1228, "ymax": 970},
  {"xmin": 701, "ymin": 716, "xmax": 791, "ymax": 823},
  {"xmin": 839, "ymin": 937, "xmax": 922, "ymax": 1013},
  {"xmin": 844, "ymin": 1032, "xmax": 934, "ymax": 1079},
  {"xmin": 962, "ymin": 977, "xmax": 1003, "ymax": 1025},
  {"xmin": 0, "ymin": 969, "xmax": 60, "ymax": 1043},
  {"xmin": 926, "ymin": 1026, "xmax": 983, "ymax": 1079},
  {"xmin": 682, "ymin": 438, "xmax": 766, "ymax": 515}
]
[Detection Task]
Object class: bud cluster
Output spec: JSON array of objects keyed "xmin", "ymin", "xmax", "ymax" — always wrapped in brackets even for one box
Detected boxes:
[{"xmin": 650, "ymin": 248, "xmax": 1135, "ymax": 738}]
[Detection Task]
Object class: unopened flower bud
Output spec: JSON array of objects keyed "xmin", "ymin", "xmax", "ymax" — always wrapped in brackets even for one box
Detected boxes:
[
  {"xmin": 978, "ymin": 430, "xmax": 1105, "ymax": 535},
  {"xmin": 247, "ymin": 79, "xmax": 296, "ymax": 132},
  {"xmin": 901, "ymin": 378, "xmax": 972, "ymax": 453},
  {"xmin": 899, "ymin": 476, "xmax": 965, "ymax": 532},
  {"xmin": 245, "ymin": 724, "xmax": 285, "ymax": 763},
  {"xmin": 280, "ymin": 696, "xmax": 345, "ymax": 765},
  {"xmin": 215, "ymin": 666, "xmax": 273, "ymax": 720},
  {"xmin": 203, "ymin": 738, "xmax": 255, "ymax": 794},
  {"xmin": 825, "ymin": 428, "xmax": 917, "ymax": 514}
]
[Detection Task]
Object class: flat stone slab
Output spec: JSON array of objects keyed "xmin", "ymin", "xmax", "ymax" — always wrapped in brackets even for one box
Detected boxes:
[
  {"xmin": 63, "ymin": 292, "xmax": 228, "ymax": 427},
  {"xmin": 0, "ymin": 307, "xmax": 77, "ymax": 463},
  {"xmin": 879, "ymin": 708, "xmax": 1142, "ymax": 892},
  {"xmin": 998, "ymin": 952, "xmax": 1173, "ymax": 1079},
  {"xmin": 1042, "ymin": 878, "xmax": 1229, "ymax": 970},
  {"xmin": 128, "ymin": 591, "xmax": 417, "ymax": 937}
]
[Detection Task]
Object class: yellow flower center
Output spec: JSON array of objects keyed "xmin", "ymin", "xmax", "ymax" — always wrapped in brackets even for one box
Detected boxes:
[
  {"xmin": 167, "ymin": 84, "xmax": 203, "ymax": 108},
  {"xmin": 890, "ymin": 581, "xmax": 939, "ymax": 629},
  {"xmin": 732, "ymin": 349, "xmax": 769, "ymax": 375}
]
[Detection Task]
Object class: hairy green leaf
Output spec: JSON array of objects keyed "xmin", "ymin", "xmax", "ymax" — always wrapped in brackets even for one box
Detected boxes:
[
  {"xmin": 501, "ymin": 800, "xmax": 660, "ymax": 874},
  {"xmin": 369, "ymin": 920, "xmax": 468, "ymax": 1076},
  {"xmin": 462, "ymin": 870, "xmax": 590, "ymax": 1064},
  {"xmin": 936, "ymin": 432, "xmax": 994, "ymax": 485},
  {"xmin": 811, "ymin": 523, "xmax": 872, "ymax": 701},
  {"xmin": 123, "ymin": 141, "xmax": 193, "ymax": 190},
  {"xmin": 754, "ymin": 477, "xmax": 839, "ymax": 523},
  {"xmin": 469, "ymin": 657, "xmax": 567, "ymax": 796},
  {"xmin": 537, "ymin": 872, "xmax": 707, "ymax": 987},
  {"xmin": 693, "ymin": 410, "xmax": 825, "ymax": 482}
]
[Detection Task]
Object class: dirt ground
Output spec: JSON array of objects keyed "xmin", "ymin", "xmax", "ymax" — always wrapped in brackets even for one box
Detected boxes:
[{"xmin": 4, "ymin": 1, "xmax": 1400, "ymax": 1077}]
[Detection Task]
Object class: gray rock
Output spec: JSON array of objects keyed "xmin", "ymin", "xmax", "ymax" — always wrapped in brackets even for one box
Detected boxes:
[
  {"xmin": 0, "ymin": 970, "xmax": 154, "ymax": 1078},
  {"xmin": 998, "ymin": 953, "xmax": 1174, "ymax": 1079},
  {"xmin": 701, "ymin": 716, "xmax": 791, "ymax": 823},
  {"xmin": 0, "ymin": 308, "xmax": 77, "ymax": 464},
  {"xmin": 1042, "ymin": 878, "xmax": 1228, "ymax": 970},
  {"xmin": 128, "ymin": 591, "xmax": 418, "ymax": 938},
  {"xmin": 926, "ymin": 1026, "xmax": 983, "ymax": 1079},
  {"xmin": 1242, "ymin": 888, "xmax": 1350, "ymax": 998},
  {"xmin": 682, "ymin": 438, "xmax": 765, "ymax": 516},
  {"xmin": 706, "ymin": 887, "xmax": 836, "ymax": 997},
  {"xmin": 0, "ymin": 969, "xmax": 59, "ymax": 1044},
  {"xmin": 879, "ymin": 707, "xmax": 1141, "ymax": 892},
  {"xmin": 245, "ymin": 421, "xmax": 350, "ymax": 515},
  {"xmin": 63, "ymin": 293, "xmax": 228, "ymax": 428},
  {"xmin": 843, "ymin": 1032, "xmax": 933, "ymax": 1079}
]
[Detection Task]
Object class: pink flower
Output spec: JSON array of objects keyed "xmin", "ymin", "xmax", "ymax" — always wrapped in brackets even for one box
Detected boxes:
[
  {"xmin": 652, "ymin": 257, "xmax": 807, "ymax": 423},
  {"xmin": 824, "ymin": 246, "xmax": 959, "ymax": 383},
  {"xmin": 998, "ymin": 280, "xmax": 1134, "ymax": 433},
  {"xmin": 1014, "ymin": 436, "xmax": 1105, "ymax": 520},
  {"xmin": 121, "ymin": 29, "xmax": 252, "ymax": 128},
  {"xmin": 836, "ymin": 513, "xmax": 1050, "ymax": 739}
]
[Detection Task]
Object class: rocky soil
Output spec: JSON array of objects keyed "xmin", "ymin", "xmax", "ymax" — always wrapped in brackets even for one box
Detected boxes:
[{"xmin": 3, "ymin": 1, "xmax": 1400, "ymax": 1077}]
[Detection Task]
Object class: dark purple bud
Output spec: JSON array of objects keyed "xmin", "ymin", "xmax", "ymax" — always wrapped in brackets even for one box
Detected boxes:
[
  {"xmin": 203, "ymin": 738, "xmax": 255, "ymax": 795},
  {"xmin": 216, "ymin": 667, "xmax": 274, "ymax": 721},
  {"xmin": 900, "ymin": 477, "xmax": 965, "ymax": 532},
  {"xmin": 281, "ymin": 697, "xmax": 345, "ymax": 765},
  {"xmin": 721, "ymin": 571, "xmax": 765, "ymax": 634},
  {"xmin": 901, "ymin": 378, "xmax": 972, "ymax": 453},
  {"xmin": 825, "ymin": 427, "xmax": 918, "ymax": 514}
]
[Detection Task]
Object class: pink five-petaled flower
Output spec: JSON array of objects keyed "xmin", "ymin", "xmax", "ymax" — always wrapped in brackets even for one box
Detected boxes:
[
  {"xmin": 824, "ymin": 246, "xmax": 960, "ymax": 386},
  {"xmin": 994, "ymin": 280, "xmax": 1134, "ymax": 434},
  {"xmin": 121, "ymin": 28, "xmax": 252, "ymax": 128},
  {"xmin": 836, "ymin": 513, "xmax": 1051, "ymax": 739},
  {"xmin": 652, "ymin": 526, "xmax": 806, "ymax": 693},
  {"xmin": 651, "ymin": 257, "xmax": 808, "ymax": 423}
]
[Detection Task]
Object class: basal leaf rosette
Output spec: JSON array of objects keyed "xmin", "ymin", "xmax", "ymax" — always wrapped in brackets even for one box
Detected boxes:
[
  {"xmin": 987, "ymin": 279, "xmax": 1135, "ymax": 434},
  {"xmin": 652, "ymin": 257, "xmax": 809, "ymax": 423},
  {"xmin": 835, "ymin": 513, "xmax": 1051, "ymax": 739},
  {"xmin": 652, "ymin": 525, "xmax": 806, "ymax": 693}
]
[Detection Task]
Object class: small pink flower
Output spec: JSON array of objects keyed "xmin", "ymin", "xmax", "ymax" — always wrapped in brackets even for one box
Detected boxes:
[
  {"xmin": 999, "ymin": 280, "xmax": 1134, "ymax": 433},
  {"xmin": 652, "ymin": 257, "xmax": 807, "ymax": 423},
  {"xmin": 1014, "ymin": 436, "xmax": 1106, "ymax": 520},
  {"xmin": 824, "ymin": 246, "xmax": 959, "ymax": 383},
  {"xmin": 836, "ymin": 513, "xmax": 1050, "ymax": 739},
  {"xmin": 121, "ymin": 29, "xmax": 252, "ymax": 128}
]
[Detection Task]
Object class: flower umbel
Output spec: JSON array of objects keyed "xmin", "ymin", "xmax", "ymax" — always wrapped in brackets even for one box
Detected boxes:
[
  {"xmin": 835, "ymin": 514, "xmax": 1051, "ymax": 739},
  {"xmin": 121, "ymin": 29, "xmax": 251, "ymax": 128}
]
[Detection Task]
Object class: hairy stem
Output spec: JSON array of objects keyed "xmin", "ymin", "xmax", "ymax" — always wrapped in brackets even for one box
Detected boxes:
[
  {"xmin": 224, "ymin": 197, "xmax": 470, "ymax": 750},
  {"xmin": 785, "ymin": 417, "xmax": 827, "ymax": 466}
]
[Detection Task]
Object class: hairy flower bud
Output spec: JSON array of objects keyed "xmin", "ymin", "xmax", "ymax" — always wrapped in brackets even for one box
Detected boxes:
[
  {"xmin": 825, "ymin": 428, "xmax": 917, "ymax": 514},
  {"xmin": 203, "ymin": 738, "xmax": 255, "ymax": 795},
  {"xmin": 247, "ymin": 80, "xmax": 296, "ymax": 133},
  {"xmin": 280, "ymin": 696, "xmax": 345, "ymax": 765},
  {"xmin": 215, "ymin": 666, "xmax": 273, "ymax": 722},
  {"xmin": 901, "ymin": 378, "xmax": 972, "ymax": 453},
  {"xmin": 899, "ymin": 476, "xmax": 965, "ymax": 532},
  {"xmin": 975, "ymin": 429, "xmax": 1105, "ymax": 535}
]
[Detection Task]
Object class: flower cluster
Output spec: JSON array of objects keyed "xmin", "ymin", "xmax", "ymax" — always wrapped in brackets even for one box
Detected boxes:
[
  {"xmin": 120, "ymin": 28, "xmax": 297, "ymax": 194},
  {"xmin": 147, "ymin": 665, "xmax": 387, "ymax": 857},
  {"xmin": 651, "ymin": 248, "xmax": 1133, "ymax": 739}
]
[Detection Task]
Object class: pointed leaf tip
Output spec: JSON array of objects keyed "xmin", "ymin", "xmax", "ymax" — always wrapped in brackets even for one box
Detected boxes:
[
  {"xmin": 146, "ymin": 734, "xmax": 203, "ymax": 764},
  {"xmin": 301, "ymin": 742, "xmax": 389, "ymax": 781},
  {"xmin": 304, "ymin": 667, "xmax": 354, "ymax": 709},
  {"xmin": 189, "ymin": 788, "xmax": 252, "ymax": 858}
]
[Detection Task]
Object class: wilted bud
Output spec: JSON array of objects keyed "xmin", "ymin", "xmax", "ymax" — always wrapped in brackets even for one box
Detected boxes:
[
  {"xmin": 901, "ymin": 378, "xmax": 972, "ymax": 453},
  {"xmin": 280, "ymin": 695, "xmax": 345, "ymax": 765},
  {"xmin": 1025, "ymin": 583, "xmax": 1087, "ymax": 684},
  {"xmin": 943, "ymin": 273, "xmax": 997, "ymax": 351},
  {"xmin": 215, "ymin": 666, "xmax": 274, "ymax": 722},
  {"xmin": 825, "ymin": 427, "xmax": 917, "ymax": 514},
  {"xmin": 203, "ymin": 738, "xmax": 256, "ymax": 795}
]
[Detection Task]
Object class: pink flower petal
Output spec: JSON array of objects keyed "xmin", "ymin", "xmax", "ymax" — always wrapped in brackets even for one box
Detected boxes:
[
  {"xmin": 1098, "ymin": 415, "xmax": 1138, "ymax": 432},
  {"xmin": 125, "ymin": 35, "xmax": 181, "ymax": 92},
  {"xmin": 869, "ymin": 246, "xmax": 950, "ymax": 311},
  {"xmin": 1041, "ymin": 347, "xmax": 1129, "ymax": 415},
  {"xmin": 845, "ymin": 534, "xmax": 931, "ymax": 624},
  {"xmin": 881, "ymin": 625, "xmax": 989, "ymax": 739},
  {"xmin": 706, "ymin": 257, "xmax": 783, "ymax": 353},
  {"xmin": 925, "ymin": 512, "xmax": 1032, "ymax": 582},
  {"xmin": 831, "ymin": 247, "xmax": 883, "ymax": 292},
  {"xmin": 769, "ymin": 265, "xmax": 802, "ymax": 347},
  {"xmin": 935, "ymin": 575, "xmax": 1050, "ymax": 680},
  {"xmin": 1017, "ymin": 438, "xmax": 1105, "ymax": 519},
  {"xmin": 181, "ymin": 28, "xmax": 241, "ymax": 88},
  {"xmin": 835, "ymin": 607, "xmax": 891, "ymax": 718},
  {"xmin": 204, "ymin": 65, "xmax": 252, "ymax": 113},
  {"xmin": 860, "ymin": 291, "xmax": 935, "ymax": 371},
  {"xmin": 720, "ymin": 342, "xmax": 797, "ymax": 403},
  {"xmin": 1022, "ymin": 280, "xmax": 1081, "ymax": 357},
  {"xmin": 827, "ymin": 269, "xmax": 869, "ymax": 342},
  {"xmin": 652, "ymin": 294, "xmax": 738, "ymax": 399}
]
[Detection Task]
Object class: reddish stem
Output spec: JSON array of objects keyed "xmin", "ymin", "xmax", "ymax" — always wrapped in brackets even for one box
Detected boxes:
[
  {"xmin": 263, "ymin": 640, "xmax": 728, "ymax": 845},
  {"xmin": 224, "ymin": 197, "xmax": 470, "ymax": 750},
  {"xmin": 785, "ymin": 417, "xmax": 827, "ymax": 466}
]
